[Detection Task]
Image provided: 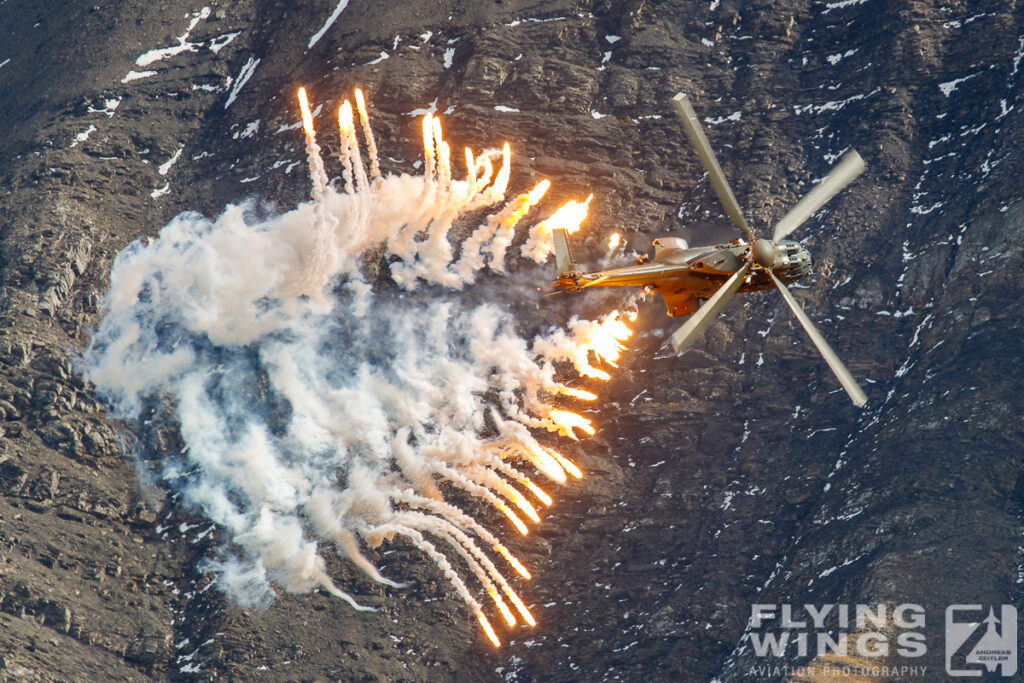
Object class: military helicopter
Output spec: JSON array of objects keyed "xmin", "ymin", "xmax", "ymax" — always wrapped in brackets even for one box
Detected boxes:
[{"xmin": 552, "ymin": 93, "xmax": 868, "ymax": 407}]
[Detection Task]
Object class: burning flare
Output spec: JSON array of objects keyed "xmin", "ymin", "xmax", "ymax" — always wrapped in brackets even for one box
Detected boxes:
[
  {"xmin": 522, "ymin": 479, "xmax": 553, "ymax": 507},
  {"xmin": 521, "ymin": 193, "xmax": 593, "ymax": 262},
  {"xmin": 494, "ymin": 142, "xmax": 512, "ymax": 196},
  {"xmin": 548, "ymin": 409, "xmax": 596, "ymax": 439},
  {"xmin": 528, "ymin": 179, "xmax": 552, "ymax": 204},
  {"xmin": 297, "ymin": 86, "xmax": 315, "ymax": 139},
  {"xmin": 546, "ymin": 447, "xmax": 584, "ymax": 479},
  {"xmin": 339, "ymin": 100, "xmax": 354, "ymax": 133},
  {"xmin": 495, "ymin": 545, "xmax": 532, "ymax": 580},
  {"xmin": 547, "ymin": 195, "xmax": 593, "ymax": 235},
  {"xmin": 478, "ymin": 613, "xmax": 502, "ymax": 648},
  {"xmin": 559, "ymin": 387, "xmax": 597, "ymax": 401}
]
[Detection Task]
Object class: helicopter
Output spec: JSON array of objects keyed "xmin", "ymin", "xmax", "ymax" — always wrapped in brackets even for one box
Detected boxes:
[{"xmin": 552, "ymin": 93, "xmax": 868, "ymax": 407}]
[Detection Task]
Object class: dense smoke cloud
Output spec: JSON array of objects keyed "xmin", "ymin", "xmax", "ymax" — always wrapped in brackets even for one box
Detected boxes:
[{"xmin": 83, "ymin": 94, "xmax": 631, "ymax": 642}]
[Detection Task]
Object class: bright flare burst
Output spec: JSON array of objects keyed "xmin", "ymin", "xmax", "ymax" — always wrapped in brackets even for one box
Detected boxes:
[
  {"xmin": 297, "ymin": 86, "xmax": 315, "ymax": 139},
  {"xmin": 546, "ymin": 447, "xmax": 584, "ymax": 479},
  {"xmin": 528, "ymin": 179, "xmax": 552, "ymax": 204},
  {"xmin": 521, "ymin": 193, "xmax": 594, "ymax": 262},
  {"xmin": 559, "ymin": 387, "xmax": 597, "ymax": 401},
  {"xmin": 478, "ymin": 613, "xmax": 502, "ymax": 648},
  {"xmin": 521, "ymin": 479, "xmax": 553, "ymax": 507},
  {"xmin": 489, "ymin": 589, "xmax": 517, "ymax": 627},
  {"xmin": 591, "ymin": 320, "xmax": 631, "ymax": 367},
  {"xmin": 495, "ymin": 545, "xmax": 532, "ymax": 580},
  {"xmin": 339, "ymin": 100, "xmax": 354, "ymax": 133},
  {"xmin": 533, "ymin": 310, "xmax": 636, "ymax": 386},
  {"xmin": 86, "ymin": 86, "xmax": 637, "ymax": 650},
  {"xmin": 548, "ymin": 409, "xmax": 596, "ymax": 439},
  {"xmin": 546, "ymin": 195, "xmax": 593, "ymax": 235},
  {"xmin": 498, "ymin": 501, "xmax": 530, "ymax": 536}
]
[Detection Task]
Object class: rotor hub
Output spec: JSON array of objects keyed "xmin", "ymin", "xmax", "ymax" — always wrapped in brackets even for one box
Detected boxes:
[{"xmin": 752, "ymin": 239, "xmax": 779, "ymax": 269}]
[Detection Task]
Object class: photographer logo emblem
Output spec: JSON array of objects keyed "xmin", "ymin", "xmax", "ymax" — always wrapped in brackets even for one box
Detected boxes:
[{"xmin": 945, "ymin": 605, "xmax": 1016, "ymax": 677}]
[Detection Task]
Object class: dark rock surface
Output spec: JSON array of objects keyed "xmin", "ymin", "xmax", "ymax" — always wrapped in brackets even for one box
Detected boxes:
[{"xmin": 1, "ymin": 0, "xmax": 1022, "ymax": 681}]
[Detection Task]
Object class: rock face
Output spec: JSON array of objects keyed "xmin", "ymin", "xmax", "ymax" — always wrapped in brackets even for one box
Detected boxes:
[{"xmin": 1, "ymin": 0, "xmax": 1022, "ymax": 680}]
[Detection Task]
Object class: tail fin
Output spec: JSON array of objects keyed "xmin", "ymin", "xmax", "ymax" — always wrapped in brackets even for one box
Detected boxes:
[{"xmin": 552, "ymin": 228, "xmax": 579, "ymax": 277}]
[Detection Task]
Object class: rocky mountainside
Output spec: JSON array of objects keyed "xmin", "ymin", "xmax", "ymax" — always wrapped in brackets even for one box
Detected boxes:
[{"xmin": 1, "ymin": 0, "xmax": 1022, "ymax": 681}]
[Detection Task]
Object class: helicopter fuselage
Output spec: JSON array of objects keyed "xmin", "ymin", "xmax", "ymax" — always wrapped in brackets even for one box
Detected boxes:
[
  {"xmin": 547, "ymin": 91, "xmax": 868, "ymax": 406},
  {"xmin": 559, "ymin": 237, "xmax": 813, "ymax": 317}
]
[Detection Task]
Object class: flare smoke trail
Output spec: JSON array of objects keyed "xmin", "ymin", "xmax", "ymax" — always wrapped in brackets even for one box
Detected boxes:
[{"xmin": 83, "ymin": 87, "xmax": 632, "ymax": 645}]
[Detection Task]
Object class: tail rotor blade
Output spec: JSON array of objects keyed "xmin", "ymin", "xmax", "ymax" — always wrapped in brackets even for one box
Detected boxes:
[
  {"xmin": 768, "ymin": 271, "xmax": 867, "ymax": 407},
  {"xmin": 671, "ymin": 262, "xmax": 751, "ymax": 354},
  {"xmin": 670, "ymin": 93, "xmax": 757, "ymax": 246},
  {"xmin": 772, "ymin": 150, "xmax": 866, "ymax": 242}
]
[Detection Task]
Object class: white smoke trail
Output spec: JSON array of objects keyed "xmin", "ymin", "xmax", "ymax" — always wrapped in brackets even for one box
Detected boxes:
[{"xmin": 83, "ymin": 90, "xmax": 632, "ymax": 644}]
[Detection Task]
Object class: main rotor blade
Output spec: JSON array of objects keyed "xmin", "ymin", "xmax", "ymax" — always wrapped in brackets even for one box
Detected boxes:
[
  {"xmin": 768, "ymin": 271, "xmax": 867, "ymax": 407},
  {"xmin": 671, "ymin": 262, "xmax": 751, "ymax": 354},
  {"xmin": 670, "ymin": 93, "xmax": 757, "ymax": 245},
  {"xmin": 772, "ymin": 150, "xmax": 865, "ymax": 242}
]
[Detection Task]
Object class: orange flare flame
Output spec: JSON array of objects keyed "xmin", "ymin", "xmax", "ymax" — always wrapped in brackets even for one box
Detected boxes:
[
  {"xmin": 606, "ymin": 317, "xmax": 633, "ymax": 341},
  {"xmin": 498, "ymin": 501, "xmax": 529, "ymax": 535},
  {"xmin": 526, "ymin": 443, "xmax": 567, "ymax": 483},
  {"xmin": 431, "ymin": 115, "xmax": 444, "ymax": 149},
  {"xmin": 582, "ymin": 366, "xmax": 612, "ymax": 381},
  {"xmin": 478, "ymin": 612, "xmax": 501, "ymax": 648},
  {"xmin": 494, "ymin": 544, "xmax": 532, "ymax": 580},
  {"xmin": 588, "ymin": 315, "xmax": 633, "ymax": 368},
  {"xmin": 545, "ymin": 447, "xmax": 583, "ymax": 479},
  {"xmin": 549, "ymin": 409, "xmax": 596, "ymax": 438},
  {"xmin": 479, "ymin": 157, "xmax": 494, "ymax": 188},
  {"xmin": 506, "ymin": 591, "xmax": 537, "ymax": 627},
  {"xmin": 353, "ymin": 87, "xmax": 368, "ymax": 117},
  {"xmin": 338, "ymin": 100, "xmax": 354, "ymax": 133},
  {"xmin": 560, "ymin": 387, "xmax": 597, "ymax": 401},
  {"xmin": 527, "ymin": 179, "xmax": 551, "ymax": 205},
  {"xmin": 465, "ymin": 147, "xmax": 475, "ymax": 179},
  {"xmin": 297, "ymin": 87, "xmax": 315, "ymax": 138},
  {"xmin": 591, "ymin": 337, "xmax": 625, "ymax": 367},
  {"xmin": 608, "ymin": 232, "xmax": 621, "ymax": 250},
  {"xmin": 493, "ymin": 142, "xmax": 511, "ymax": 195},
  {"xmin": 522, "ymin": 480, "xmax": 553, "ymax": 507},
  {"xmin": 421, "ymin": 113, "xmax": 434, "ymax": 157},
  {"xmin": 511, "ymin": 491, "xmax": 541, "ymax": 524},
  {"xmin": 489, "ymin": 589, "xmax": 517, "ymax": 627},
  {"xmin": 546, "ymin": 194, "xmax": 593, "ymax": 235},
  {"xmin": 500, "ymin": 179, "xmax": 549, "ymax": 226}
]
